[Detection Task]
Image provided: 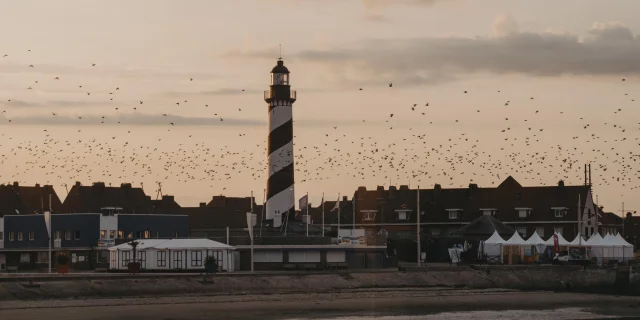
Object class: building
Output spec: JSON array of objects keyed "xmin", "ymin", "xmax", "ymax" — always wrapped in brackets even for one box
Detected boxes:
[
  {"xmin": 0, "ymin": 182, "xmax": 63, "ymax": 216},
  {"xmin": 311, "ymin": 177, "xmax": 597, "ymax": 262},
  {"xmin": 264, "ymin": 58, "xmax": 297, "ymax": 229},
  {"xmin": 62, "ymin": 182, "xmax": 153, "ymax": 214}
]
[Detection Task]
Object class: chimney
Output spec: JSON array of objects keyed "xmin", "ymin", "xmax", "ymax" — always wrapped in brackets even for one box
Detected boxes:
[
  {"xmin": 399, "ymin": 185, "xmax": 409, "ymax": 191},
  {"xmin": 342, "ymin": 196, "xmax": 348, "ymax": 202},
  {"xmin": 434, "ymin": 184, "xmax": 442, "ymax": 197},
  {"xmin": 35, "ymin": 183, "xmax": 40, "ymax": 188},
  {"xmin": 469, "ymin": 183, "xmax": 478, "ymax": 190},
  {"xmin": 75, "ymin": 181, "xmax": 82, "ymax": 187},
  {"xmin": 163, "ymin": 195, "xmax": 175, "ymax": 202},
  {"xmin": 13, "ymin": 181, "xmax": 19, "ymax": 187},
  {"xmin": 389, "ymin": 186, "xmax": 397, "ymax": 192},
  {"xmin": 558, "ymin": 180, "xmax": 565, "ymax": 187},
  {"xmin": 92, "ymin": 182, "xmax": 106, "ymax": 188},
  {"xmin": 199, "ymin": 202, "xmax": 207, "ymax": 207},
  {"xmin": 588, "ymin": 163, "xmax": 592, "ymax": 186},
  {"xmin": 121, "ymin": 183, "xmax": 132, "ymax": 189},
  {"xmin": 376, "ymin": 186, "xmax": 384, "ymax": 192}
]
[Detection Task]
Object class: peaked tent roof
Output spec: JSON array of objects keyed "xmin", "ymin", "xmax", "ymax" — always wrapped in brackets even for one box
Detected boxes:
[
  {"xmin": 569, "ymin": 235, "xmax": 587, "ymax": 246},
  {"xmin": 450, "ymin": 215, "xmax": 515, "ymax": 240},
  {"xmin": 525, "ymin": 231, "xmax": 546, "ymax": 245},
  {"xmin": 614, "ymin": 233, "xmax": 634, "ymax": 247},
  {"xmin": 108, "ymin": 238, "xmax": 233, "ymax": 251},
  {"xmin": 505, "ymin": 231, "xmax": 526, "ymax": 245},
  {"xmin": 484, "ymin": 231, "xmax": 505, "ymax": 244},
  {"xmin": 586, "ymin": 233, "xmax": 604, "ymax": 246},
  {"xmin": 545, "ymin": 232, "xmax": 570, "ymax": 246}
]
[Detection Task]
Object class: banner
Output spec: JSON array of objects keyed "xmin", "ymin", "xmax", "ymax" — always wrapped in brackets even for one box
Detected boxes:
[
  {"xmin": 44, "ymin": 211, "xmax": 51, "ymax": 238},
  {"xmin": 299, "ymin": 195, "xmax": 308, "ymax": 211},
  {"xmin": 246, "ymin": 212, "xmax": 254, "ymax": 241}
]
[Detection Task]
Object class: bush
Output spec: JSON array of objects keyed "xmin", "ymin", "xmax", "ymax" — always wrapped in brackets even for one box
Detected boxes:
[
  {"xmin": 205, "ymin": 256, "xmax": 217, "ymax": 265},
  {"xmin": 57, "ymin": 254, "xmax": 69, "ymax": 265}
]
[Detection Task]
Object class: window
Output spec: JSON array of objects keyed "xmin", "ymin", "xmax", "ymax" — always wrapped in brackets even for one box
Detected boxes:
[
  {"xmin": 9, "ymin": 232, "xmax": 15, "ymax": 241},
  {"xmin": 536, "ymin": 227, "xmax": 545, "ymax": 238},
  {"xmin": 554, "ymin": 226, "xmax": 563, "ymax": 235},
  {"xmin": 136, "ymin": 231, "xmax": 143, "ymax": 239},
  {"xmin": 482, "ymin": 209, "xmax": 496, "ymax": 216},
  {"xmin": 144, "ymin": 231, "xmax": 150, "ymax": 239},
  {"xmin": 37, "ymin": 252, "xmax": 49, "ymax": 263},
  {"xmin": 191, "ymin": 251, "xmax": 203, "ymax": 267},
  {"xmin": 447, "ymin": 210, "xmax": 461, "ymax": 220},
  {"xmin": 54, "ymin": 231, "xmax": 61, "ymax": 240},
  {"xmin": 74, "ymin": 231, "xmax": 80, "ymax": 240},
  {"xmin": 553, "ymin": 208, "xmax": 568, "ymax": 218},
  {"xmin": 157, "ymin": 251, "xmax": 167, "ymax": 267},
  {"xmin": 397, "ymin": 212, "xmax": 407, "ymax": 220},
  {"xmin": 517, "ymin": 227, "xmax": 527, "ymax": 237},
  {"xmin": 118, "ymin": 230, "xmax": 123, "ymax": 239},
  {"xmin": 121, "ymin": 251, "xmax": 130, "ymax": 267},
  {"xmin": 18, "ymin": 232, "xmax": 23, "ymax": 241},
  {"xmin": 362, "ymin": 211, "xmax": 376, "ymax": 221},
  {"xmin": 65, "ymin": 231, "xmax": 71, "ymax": 240},
  {"xmin": 137, "ymin": 251, "xmax": 146, "ymax": 269},
  {"xmin": 100, "ymin": 230, "xmax": 106, "ymax": 239},
  {"xmin": 109, "ymin": 230, "xmax": 115, "ymax": 239},
  {"xmin": 517, "ymin": 208, "xmax": 531, "ymax": 218},
  {"xmin": 96, "ymin": 251, "xmax": 108, "ymax": 264},
  {"xmin": 29, "ymin": 231, "xmax": 35, "ymax": 241},
  {"xmin": 127, "ymin": 232, "xmax": 133, "ymax": 239}
]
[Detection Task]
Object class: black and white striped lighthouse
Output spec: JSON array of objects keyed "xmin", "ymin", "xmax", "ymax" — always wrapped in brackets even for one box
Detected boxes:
[{"xmin": 264, "ymin": 58, "xmax": 297, "ymax": 228}]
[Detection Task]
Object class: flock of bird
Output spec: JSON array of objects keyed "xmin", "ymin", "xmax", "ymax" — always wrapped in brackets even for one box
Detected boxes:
[{"xmin": 1, "ymin": 49, "xmax": 639, "ymax": 210}]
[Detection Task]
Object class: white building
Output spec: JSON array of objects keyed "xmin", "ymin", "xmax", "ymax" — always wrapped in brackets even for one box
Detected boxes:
[{"xmin": 108, "ymin": 238, "xmax": 235, "ymax": 272}]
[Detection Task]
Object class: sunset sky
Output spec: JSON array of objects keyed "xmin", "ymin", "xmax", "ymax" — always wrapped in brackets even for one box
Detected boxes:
[{"xmin": 1, "ymin": 0, "xmax": 639, "ymax": 214}]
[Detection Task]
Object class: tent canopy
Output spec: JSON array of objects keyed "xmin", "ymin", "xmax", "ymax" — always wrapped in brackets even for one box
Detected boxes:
[
  {"xmin": 569, "ymin": 235, "xmax": 587, "ymax": 246},
  {"xmin": 109, "ymin": 238, "xmax": 233, "ymax": 251},
  {"xmin": 484, "ymin": 230, "xmax": 505, "ymax": 244},
  {"xmin": 545, "ymin": 232, "xmax": 570, "ymax": 246},
  {"xmin": 525, "ymin": 231, "xmax": 546, "ymax": 245},
  {"xmin": 505, "ymin": 231, "xmax": 526, "ymax": 245},
  {"xmin": 614, "ymin": 233, "xmax": 634, "ymax": 247},
  {"xmin": 450, "ymin": 215, "xmax": 515, "ymax": 240}
]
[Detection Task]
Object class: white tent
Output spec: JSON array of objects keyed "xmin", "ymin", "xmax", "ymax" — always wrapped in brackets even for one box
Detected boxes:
[
  {"xmin": 109, "ymin": 238, "xmax": 235, "ymax": 272},
  {"xmin": 483, "ymin": 231, "xmax": 505, "ymax": 258},
  {"xmin": 586, "ymin": 233, "xmax": 605, "ymax": 263},
  {"xmin": 545, "ymin": 232, "xmax": 570, "ymax": 246},
  {"xmin": 505, "ymin": 231, "xmax": 526, "ymax": 245},
  {"xmin": 614, "ymin": 233, "xmax": 635, "ymax": 259},
  {"xmin": 525, "ymin": 231, "xmax": 547, "ymax": 254},
  {"xmin": 569, "ymin": 235, "xmax": 587, "ymax": 247}
]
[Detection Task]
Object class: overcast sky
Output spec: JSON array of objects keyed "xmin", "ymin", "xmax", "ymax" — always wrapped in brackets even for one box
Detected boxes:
[{"xmin": 1, "ymin": 0, "xmax": 639, "ymax": 214}]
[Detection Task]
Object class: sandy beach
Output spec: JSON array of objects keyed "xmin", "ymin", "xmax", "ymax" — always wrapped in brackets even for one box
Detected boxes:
[{"xmin": 2, "ymin": 288, "xmax": 639, "ymax": 320}]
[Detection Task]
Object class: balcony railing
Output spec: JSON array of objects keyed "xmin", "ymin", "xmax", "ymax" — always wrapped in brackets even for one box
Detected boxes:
[{"xmin": 264, "ymin": 90, "xmax": 297, "ymax": 101}]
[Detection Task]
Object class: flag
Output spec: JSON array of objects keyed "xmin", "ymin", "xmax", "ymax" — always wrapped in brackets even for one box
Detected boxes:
[
  {"xmin": 332, "ymin": 197, "xmax": 340, "ymax": 211},
  {"xmin": 44, "ymin": 211, "xmax": 51, "ymax": 238},
  {"xmin": 299, "ymin": 194, "xmax": 309, "ymax": 211},
  {"xmin": 246, "ymin": 212, "xmax": 254, "ymax": 241}
]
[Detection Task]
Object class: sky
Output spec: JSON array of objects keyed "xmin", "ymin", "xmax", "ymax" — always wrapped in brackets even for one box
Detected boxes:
[{"xmin": 1, "ymin": 0, "xmax": 639, "ymax": 215}]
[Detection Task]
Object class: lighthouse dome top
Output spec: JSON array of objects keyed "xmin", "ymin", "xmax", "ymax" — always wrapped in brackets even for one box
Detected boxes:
[{"xmin": 271, "ymin": 59, "xmax": 290, "ymax": 74}]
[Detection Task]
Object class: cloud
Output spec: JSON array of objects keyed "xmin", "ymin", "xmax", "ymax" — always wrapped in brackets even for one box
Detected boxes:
[
  {"xmin": 0, "ymin": 113, "xmax": 265, "ymax": 126},
  {"xmin": 230, "ymin": 20, "xmax": 640, "ymax": 86}
]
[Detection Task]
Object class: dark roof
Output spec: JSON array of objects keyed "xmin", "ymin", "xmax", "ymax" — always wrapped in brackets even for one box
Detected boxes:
[
  {"xmin": 182, "ymin": 206, "xmax": 248, "ymax": 229},
  {"xmin": 450, "ymin": 215, "xmax": 515, "ymax": 240},
  {"xmin": 271, "ymin": 59, "xmax": 289, "ymax": 74},
  {"xmin": 0, "ymin": 183, "xmax": 63, "ymax": 216},
  {"xmin": 150, "ymin": 195, "xmax": 181, "ymax": 214},
  {"xmin": 61, "ymin": 182, "xmax": 152, "ymax": 214}
]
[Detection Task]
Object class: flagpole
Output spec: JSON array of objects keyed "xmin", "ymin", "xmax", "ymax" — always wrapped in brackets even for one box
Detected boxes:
[
  {"xmin": 352, "ymin": 193, "xmax": 355, "ymax": 233},
  {"xmin": 306, "ymin": 192, "xmax": 309, "ymax": 237},
  {"xmin": 337, "ymin": 193, "xmax": 341, "ymax": 238},
  {"xmin": 321, "ymin": 193, "xmax": 325, "ymax": 237},
  {"xmin": 417, "ymin": 186, "xmax": 421, "ymax": 267},
  {"xmin": 250, "ymin": 191, "xmax": 254, "ymax": 273}
]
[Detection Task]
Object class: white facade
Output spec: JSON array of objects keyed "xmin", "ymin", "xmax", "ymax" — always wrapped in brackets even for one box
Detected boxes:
[
  {"xmin": 108, "ymin": 239, "xmax": 235, "ymax": 272},
  {"xmin": 580, "ymin": 189, "xmax": 597, "ymax": 238},
  {"xmin": 99, "ymin": 215, "xmax": 118, "ymax": 245}
]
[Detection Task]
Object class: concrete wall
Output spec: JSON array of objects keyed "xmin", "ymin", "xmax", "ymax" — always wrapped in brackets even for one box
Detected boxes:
[{"xmin": 1, "ymin": 266, "xmax": 638, "ymax": 301}]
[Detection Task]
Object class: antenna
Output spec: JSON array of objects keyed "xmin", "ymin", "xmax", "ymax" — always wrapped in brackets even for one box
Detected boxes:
[{"xmin": 279, "ymin": 44, "xmax": 282, "ymax": 60}]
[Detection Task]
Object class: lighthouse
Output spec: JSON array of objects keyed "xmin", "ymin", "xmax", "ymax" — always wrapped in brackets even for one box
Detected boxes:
[{"xmin": 264, "ymin": 58, "xmax": 297, "ymax": 228}]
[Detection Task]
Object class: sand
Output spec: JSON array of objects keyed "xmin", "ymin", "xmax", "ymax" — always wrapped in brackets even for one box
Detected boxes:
[{"xmin": 1, "ymin": 288, "xmax": 639, "ymax": 320}]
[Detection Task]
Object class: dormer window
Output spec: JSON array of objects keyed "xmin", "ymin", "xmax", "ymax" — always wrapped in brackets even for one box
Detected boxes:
[
  {"xmin": 516, "ymin": 207, "xmax": 532, "ymax": 218},
  {"xmin": 395, "ymin": 209, "xmax": 411, "ymax": 221},
  {"xmin": 361, "ymin": 210, "xmax": 377, "ymax": 221},
  {"xmin": 446, "ymin": 209, "xmax": 462, "ymax": 220},
  {"xmin": 552, "ymin": 207, "xmax": 568, "ymax": 218},
  {"xmin": 481, "ymin": 208, "xmax": 496, "ymax": 216}
]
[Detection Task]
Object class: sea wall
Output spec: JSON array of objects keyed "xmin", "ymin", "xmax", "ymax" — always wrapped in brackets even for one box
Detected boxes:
[{"xmin": 0, "ymin": 266, "xmax": 637, "ymax": 301}]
